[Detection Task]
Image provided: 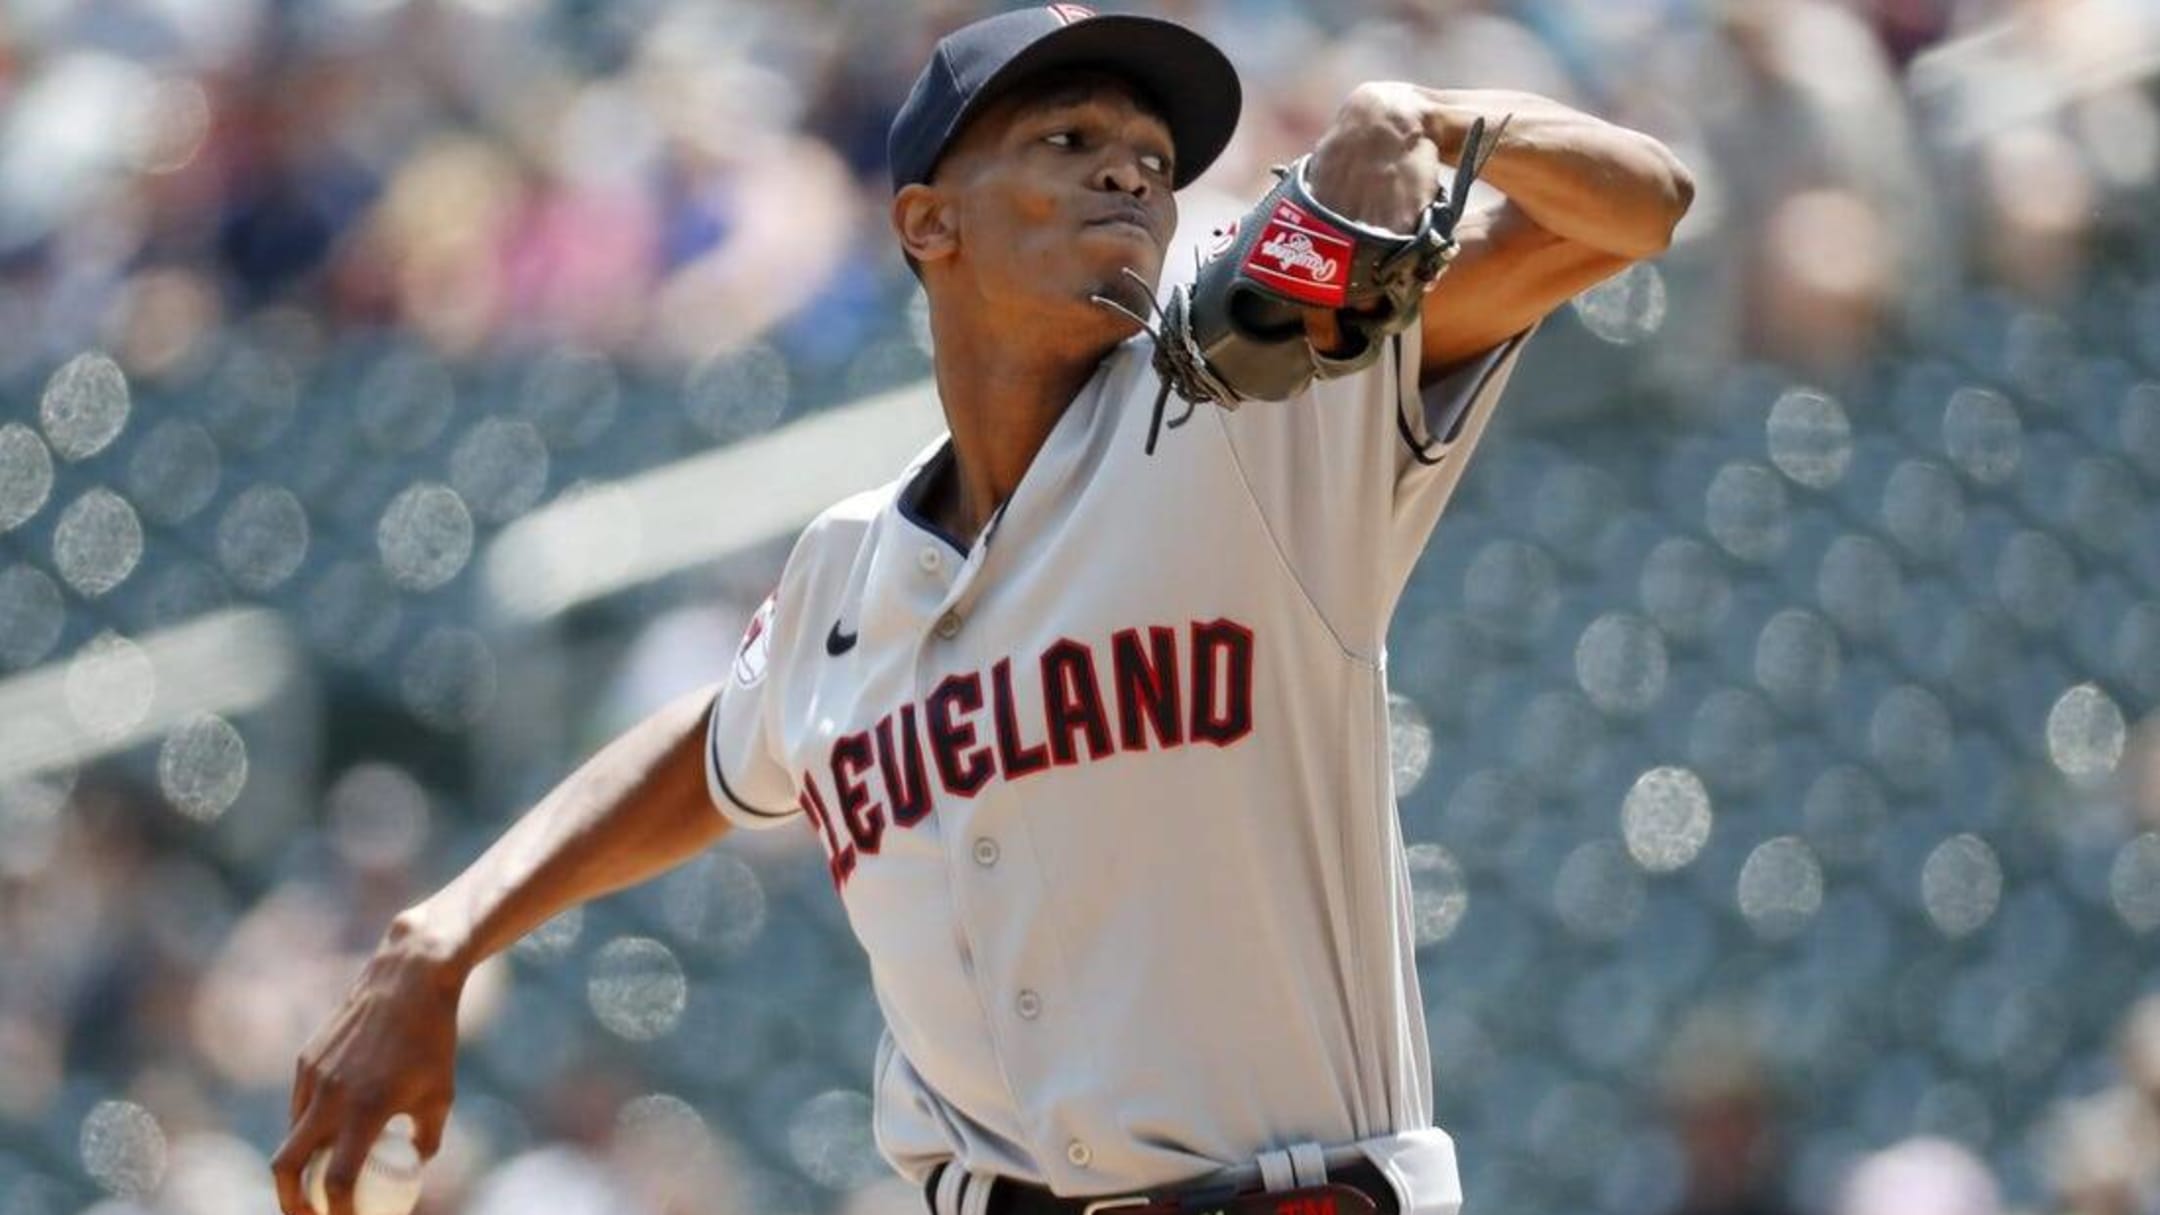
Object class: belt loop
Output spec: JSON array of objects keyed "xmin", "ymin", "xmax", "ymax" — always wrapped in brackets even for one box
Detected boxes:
[
  {"xmin": 1256, "ymin": 1149, "xmax": 1297, "ymax": 1194},
  {"xmin": 935, "ymin": 1162, "xmax": 968, "ymax": 1215},
  {"xmin": 961, "ymin": 1168, "xmax": 998, "ymax": 1215},
  {"xmin": 1287, "ymin": 1144, "xmax": 1327, "ymax": 1188}
]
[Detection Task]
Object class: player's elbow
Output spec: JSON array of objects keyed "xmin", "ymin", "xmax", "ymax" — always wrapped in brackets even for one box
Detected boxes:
[
  {"xmin": 1663, "ymin": 154, "xmax": 1697, "ymax": 229},
  {"xmin": 1639, "ymin": 149, "xmax": 1696, "ymax": 256}
]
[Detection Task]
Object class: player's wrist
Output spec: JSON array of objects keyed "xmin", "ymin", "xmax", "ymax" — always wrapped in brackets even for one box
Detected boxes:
[{"xmin": 383, "ymin": 905, "xmax": 476, "ymax": 994}]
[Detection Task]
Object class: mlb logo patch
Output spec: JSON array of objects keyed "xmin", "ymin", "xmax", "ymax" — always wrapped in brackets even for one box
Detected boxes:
[
  {"xmin": 733, "ymin": 591, "xmax": 777, "ymax": 687},
  {"xmin": 1047, "ymin": 4, "xmax": 1095, "ymax": 24},
  {"xmin": 1241, "ymin": 199, "xmax": 1352, "ymax": 308}
]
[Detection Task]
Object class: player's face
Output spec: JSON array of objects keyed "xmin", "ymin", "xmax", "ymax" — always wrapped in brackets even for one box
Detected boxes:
[{"xmin": 931, "ymin": 74, "xmax": 1179, "ymax": 327}]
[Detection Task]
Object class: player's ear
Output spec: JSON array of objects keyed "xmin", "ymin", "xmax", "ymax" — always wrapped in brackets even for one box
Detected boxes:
[{"xmin": 893, "ymin": 183, "xmax": 960, "ymax": 268}]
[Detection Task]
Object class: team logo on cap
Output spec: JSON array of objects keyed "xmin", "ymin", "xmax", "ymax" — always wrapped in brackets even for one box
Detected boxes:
[
  {"xmin": 1047, "ymin": 4, "xmax": 1095, "ymax": 24},
  {"xmin": 1242, "ymin": 199, "xmax": 1352, "ymax": 308}
]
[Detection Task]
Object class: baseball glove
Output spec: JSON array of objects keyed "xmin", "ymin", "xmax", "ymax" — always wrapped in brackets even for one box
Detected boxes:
[{"xmin": 1095, "ymin": 115, "xmax": 1506, "ymax": 454}]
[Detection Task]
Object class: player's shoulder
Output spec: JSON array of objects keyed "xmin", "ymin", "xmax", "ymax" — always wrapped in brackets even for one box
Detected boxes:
[{"xmin": 784, "ymin": 439, "xmax": 942, "ymax": 571}]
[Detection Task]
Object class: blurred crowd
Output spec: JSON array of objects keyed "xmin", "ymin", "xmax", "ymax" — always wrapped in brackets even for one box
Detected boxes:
[
  {"xmin": 0, "ymin": 0, "xmax": 2153, "ymax": 389},
  {"xmin": 4, "ymin": 0, "xmax": 2160, "ymax": 1214}
]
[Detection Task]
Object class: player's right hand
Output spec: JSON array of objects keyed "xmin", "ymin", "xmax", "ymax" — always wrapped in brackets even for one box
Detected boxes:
[{"xmin": 272, "ymin": 913, "xmax": 463, "ymax": 1215}]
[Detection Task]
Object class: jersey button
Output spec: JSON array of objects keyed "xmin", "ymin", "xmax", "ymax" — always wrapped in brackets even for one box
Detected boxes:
[
  {"xmin": 973, "ymin": 838, "xmax": 1000, "ymax": 867},
  {"xmin": 1066, "ymin": 1140, "xmax": 1092, "ymax": 1168},
  {"xmin": 1015, "ymin": 989, "xmax": 1042, "ymax": 1019},
  {"xmin": 934, "ymin": 611, "xmax": 962, "ymax": 640},
  {"xmin": 918, "ymin": 547, "xmax": 943, "ymax": 573}
]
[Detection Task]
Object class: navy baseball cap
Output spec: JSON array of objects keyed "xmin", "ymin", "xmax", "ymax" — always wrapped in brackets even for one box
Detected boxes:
[{"xmin": 888, "ymin": 5, "xmax": 1242, "ymax": 194}]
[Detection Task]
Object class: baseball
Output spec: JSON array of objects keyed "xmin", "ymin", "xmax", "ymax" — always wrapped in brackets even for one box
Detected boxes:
[{"xmin": 301, "ymin": 1114, "xmax": 424, "ymax": 1215}]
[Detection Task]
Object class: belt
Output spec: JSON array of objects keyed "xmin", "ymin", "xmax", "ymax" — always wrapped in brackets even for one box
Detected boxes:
[{"xmin": 922, "ymin": 1159, "xmax": 1402, "ymax": 1215}]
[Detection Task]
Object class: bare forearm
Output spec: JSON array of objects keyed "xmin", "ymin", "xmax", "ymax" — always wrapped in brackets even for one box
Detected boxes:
[
  {"xmin": 395, "ymin": 682, "xmax": 730, "ymax": 980},
  {"xmin": 1418, "ymin": 87, "xmax": 1691, "ymax": 258}
]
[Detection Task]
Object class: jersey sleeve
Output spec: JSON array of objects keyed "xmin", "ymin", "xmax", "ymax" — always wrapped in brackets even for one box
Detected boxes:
[
  {"xmin": 705, "ymin": 590, "xmax": 801, "ymax": 829},
  {"xmin": 1210, "ymin": 320, "xmax": 1536, "ymax": 656}
]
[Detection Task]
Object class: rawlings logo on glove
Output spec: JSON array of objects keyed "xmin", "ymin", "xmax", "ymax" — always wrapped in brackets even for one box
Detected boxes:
[{"xmin": 1246, "ymin": 203, "xmax": 1352, "ymax": 306}]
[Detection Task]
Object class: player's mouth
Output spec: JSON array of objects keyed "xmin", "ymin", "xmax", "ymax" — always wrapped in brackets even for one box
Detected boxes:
[{"xmin": 1084, "ymin": 205, "xmax": 1159, "ymax": 242}]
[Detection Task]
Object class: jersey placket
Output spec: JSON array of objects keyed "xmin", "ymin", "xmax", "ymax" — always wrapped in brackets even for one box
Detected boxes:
[{"xmin": 908, "ymin": 465, "xmax": 1086, "ymax": 1185}]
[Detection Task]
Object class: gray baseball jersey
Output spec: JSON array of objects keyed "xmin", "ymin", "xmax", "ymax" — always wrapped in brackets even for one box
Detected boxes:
[{"xmin": 706, "ymin": 321, "xmax": 1533, "ymax": 1214}]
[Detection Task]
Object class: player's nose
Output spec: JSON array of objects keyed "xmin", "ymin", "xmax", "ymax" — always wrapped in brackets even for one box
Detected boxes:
[{"xmin": 1093, "ymin": 152, "xmax": 1150, "ymax": 199}]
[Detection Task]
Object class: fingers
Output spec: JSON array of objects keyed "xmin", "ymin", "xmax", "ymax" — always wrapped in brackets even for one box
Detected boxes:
[
  {"xmin": 290, "ymin": 1058, "xmax": 317, "ymax": 1125},
  {"xmin": 270, "ymin": 1102, "xmax": 329, "ymax": 1215},
  {"xmin": 413, "ymin": 1104, "xmax": 449, "ymax": 1160},
  {"xmin": 319, "ymin": 1122, "xmax": 378, "ymax": 1215},
  {"xmin": 1302, "ymin": 309, "xmax": 1349, "ymax": 357}
]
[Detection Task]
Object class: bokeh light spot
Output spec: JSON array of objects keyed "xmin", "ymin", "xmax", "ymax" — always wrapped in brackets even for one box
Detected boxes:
[
  {"xmin": 1639, "ymin": 538, "xmax": 1731, "ymax": 641},
  {"xmin": 1388, "ymin": 692, "xmax": 1435, "ymax": 796},
  {"xmin": 1576, "ymin": 612, "xmax": 1669, "ymax": 716},
  {"xmin": 1621, "ymin": 766, "xmax": 1712, "ymax": 873},
  {"xmin": 2110, "ymin": 835, "xmax": 2160, "ymax": 934},
  {"xmin": 450, "ymin": 417, "xmax": 550, "ymax": 523},
  {"xmin": 1755, "ymin": 610, "xmax": 1840, "ymax": 710},
  {"xmin": 659, "ymin": 853, "xmax": 767, "ymax": 955},
  {"xmin": 2046, "ymin": 683, "xmax": 2125, "ymax": 785},
  {"xmin": 157, "ymin": 714, "xmax": 249, "ymax": 821},
  {"xmin": 1882, "ymin": 460, "xmax": 1965, "ymax": 561},
  {"xmin": 1942, "ymin": 386, "xmax": 2022, "ymax": 484},
  {"xmin": 53, "ymin": 488, "xmax": 144, "ymax": 597},
  {"xmin": 1706, "ymin": 462, "xmax": 1789, "ymax": 562},
  {"xmin": 0, "ymin": 564, "xmax": 67, "ymax": 669},
  {"xmin": 40, "ymin": 352, "xmax": 131, "ymax": 461},
  {"xmin": 1921, "ymin": 834, "xmax": 2002, "ymax": 938},
  {"xmin": 1766, "ymin": 388, "xmax": 1852, "ymax": 489},
  {"xmin": 685, "ymin": 343, "xmax": 790, "ymax": 443},
  {"xmin": 513, "ymin": 906, "xmax": 585, "ymax": 962},
  {"xmin": 215, "ymin": 485, "xmax": 311, "ymax": 592},
  {"xmin": 1406, "ymin": 842, "xmax": 1469, "ymax": 946},
  {"xmin": 1737, "ymin": 837, "xmax": 1823, "ymax": 940},
  {"xmin": 0, "ymin": 423, "xmax": 55, "ymax": 532},
  {"xmin": 1465, "ymin": 539, "xmax": 1559, "ymax": 643},
  {"xmin": 326, "ymin": 762, "xmax": 429, "ymax": 869},
  {"xmin": 588, "ymin": 937, "xmax": 687, "ymax": 1041},
  {"xmin": 1572, "ymin": 262, "xmax": 1667, "ymax": 344},
  {"xmin": 126, "ymin": 419, "xmax": 222, "ymax": 525},
  {"xmin": 79, "ymin": 1099, "xmax": 166, "ymax": 1198},
  {"xmin": 378, "ymin": 483, "xmax": 474, "ymax": 591},
  {"xmin": 786, "ymin": 1090, "xmax": 882, "ymax": 1190}
]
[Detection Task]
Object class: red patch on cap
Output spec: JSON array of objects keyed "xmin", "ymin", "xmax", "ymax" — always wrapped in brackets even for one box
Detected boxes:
[
  {"xmin": 1240, "ymin": 199, "xmax": 1352, "ymax": 308},
  {"xmin": 1047, "ymin": 4, "xmax": 1095, "ymax": 24}
]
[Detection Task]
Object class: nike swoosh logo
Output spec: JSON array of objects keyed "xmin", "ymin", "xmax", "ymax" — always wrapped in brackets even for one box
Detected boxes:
[{"xmin": 826, "ymin": 620, "xmax": 858, "ymax": 656}]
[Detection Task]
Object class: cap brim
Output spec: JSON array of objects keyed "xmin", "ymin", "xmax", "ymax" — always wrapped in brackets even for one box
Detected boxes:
[{"xmin": 961, "ymin": 15, "xmax": 1242, "ymax": 190}]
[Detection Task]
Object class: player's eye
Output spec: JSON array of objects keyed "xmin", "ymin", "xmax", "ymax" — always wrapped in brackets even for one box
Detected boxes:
[
  {"xmin": 1141, "ymin": 152, "xmax": 1170, "ymax": 175},
  {"xmin": 1044, "ymin": 131, "xmax": 1078, "ymax": 149}
]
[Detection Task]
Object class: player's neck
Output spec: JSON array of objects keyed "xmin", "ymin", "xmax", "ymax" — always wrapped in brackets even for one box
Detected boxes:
[{"xmin": 927, "ymin": 308, "xmax": 1108, "ymax": 545}]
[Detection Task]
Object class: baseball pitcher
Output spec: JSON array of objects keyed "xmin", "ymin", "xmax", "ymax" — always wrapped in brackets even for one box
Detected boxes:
[{"xmin": 273, "ymin": 8, "xmax": 1693, "ymax": 1215}]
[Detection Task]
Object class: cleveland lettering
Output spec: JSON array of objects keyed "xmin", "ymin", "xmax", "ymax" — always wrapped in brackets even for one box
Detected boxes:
[{"xmin": 798, "ymin": 619, "xmax": 1256, "ymax": 889}]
